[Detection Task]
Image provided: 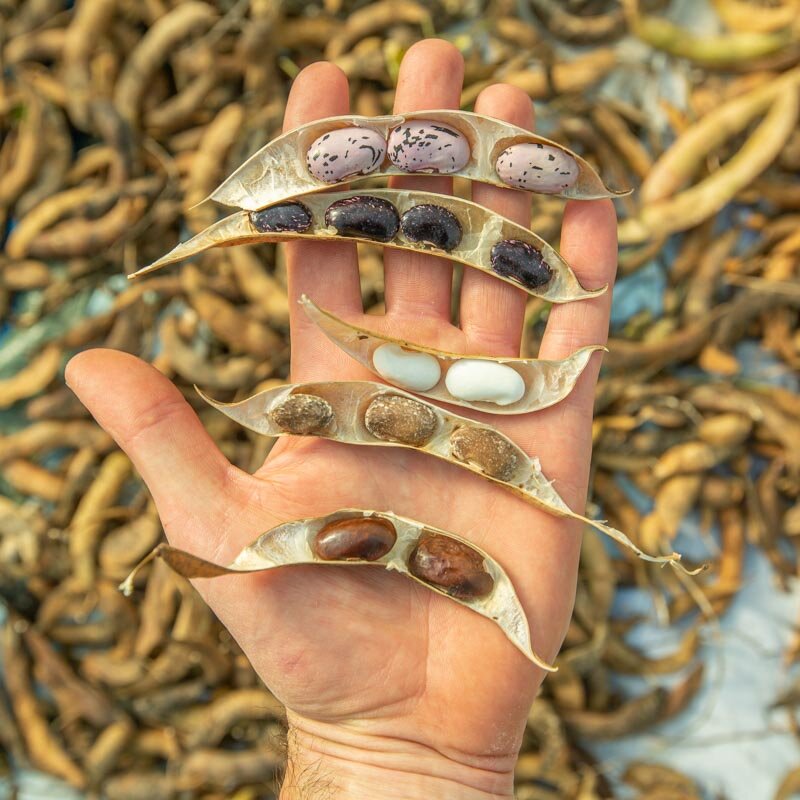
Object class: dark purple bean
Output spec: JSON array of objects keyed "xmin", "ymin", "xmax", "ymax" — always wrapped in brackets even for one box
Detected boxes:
[
  {"xmin": 313, "ymin": 517, "xmax": 397, "ymax": 561},
  {"xmin": 249, "ymin": 201, "xmax": 312, "ymax": 233},
  {"xmin": 408, "ymin": 534, "xmax": 494, "ymax": 600},
  {"xmin": 269, "ymin": 393, "xmax": 333, "ymax": 435},
  {"xmin": 364, "ymin": 394, "xmax": 438, "ymax": 446},
  {"xmin": 324, "ymin": 195, "xmax": 400, "ymax": 242},
  {"xmin": 399, "ymin": 204, "xmax": 462, "ymax": 252},
  {"xmin": 490, "ymin": 239, "xmax": 552, "ymax": 289},
  {"xmin": 450, "ymin": 427, "xmax": 520, "ymax": 481}
]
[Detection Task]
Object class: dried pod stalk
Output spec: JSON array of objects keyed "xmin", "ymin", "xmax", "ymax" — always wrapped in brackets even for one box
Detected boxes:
[
  {"xmin": 198, "ymin": 381, "xmax": 695, "ymax": 572},
  {"xmin": 121, "ymin": 509, "xmax": 552, "ymax": 670},
  {"xmin": 131, "ymin": 189, "xmax": 602, "ymax": 304},
  {"xmin": 300, "ymin": 295, "xmax": 605, "ymax": 414}
]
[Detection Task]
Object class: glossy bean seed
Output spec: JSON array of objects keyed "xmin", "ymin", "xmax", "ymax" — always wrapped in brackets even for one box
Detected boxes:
[
  {"xmin": 364, "ymin": 394, "xmax": 438, "ymax": 446},
  {"xmin": 408, "ymin": 534, "xmax": 494, "ymax": 600},
  {"xmin": 399, "ymin": 204, "xmax": 463, "ymax": 252},
  {"xmin": 269, "ymin": 393, "xmax": 333, "ymax": 435},
  {"xmin": 450, "ymin": 427, "xmax": 520, "ymax": 481},
  {"xmin": 306, "ymin": 127, "xmax": 387, "ymax": 183},
  {"xmin": 490, "ymin": 239, "xmax": 552, "ymax": 289},
  {"xmin": 495, "ymin": 143, "xmax": 579, "ymax": 193},
  {"xmin": 388, "ymin": 121, "xmax": 470, "ymax": 174},
  {"xmin": 249, "ymin": 201, "xmax": 312, "ymax": 233},
  {"xmin": 324, "ymin": 195, "xmax": 399, "ymax": 242},
  {"xmin": 313, "ymin": 517, "xmax": 397, "ymax": 561}
]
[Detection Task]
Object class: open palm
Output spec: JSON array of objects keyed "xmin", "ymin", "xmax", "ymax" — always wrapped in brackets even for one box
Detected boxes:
[{"xmin": 67, "ymin": 41, "xmax": 617, "ymax": 797}]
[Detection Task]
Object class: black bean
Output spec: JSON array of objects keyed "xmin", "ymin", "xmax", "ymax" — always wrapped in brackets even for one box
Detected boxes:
[
  {"xmin": 400, "ymin": 204, "xmax": 463, "ymax": 252},
  {"xmin": 249, "ymin": 201, "xmax": 313, "ymax": 233},
  {"xmin": 490, "ymin": 239, "xmax": 552, "ymax": 289},
  {"xmin": 324, "ymin": 195, "xmax": 399, "ymax": 242}
]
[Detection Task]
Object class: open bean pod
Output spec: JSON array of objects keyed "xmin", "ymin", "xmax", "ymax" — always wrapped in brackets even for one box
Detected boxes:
[
  {"xmin": 198, "ymin": 381, "xmax": 698, "ymax": 574},
  {"xmin": 130, "ymin": 190, "xmax": 602, "ymax": 304},
  {"xmin": 119, "ymin": 509, "xmax": 553, "ymax": 670},
  {"xmin": 201, "ymin": 110, "xmax": 630, "ymax": 211},
  {"xmin": 300, "ymin": 295, "xmax": 606, "ymax": 414}
]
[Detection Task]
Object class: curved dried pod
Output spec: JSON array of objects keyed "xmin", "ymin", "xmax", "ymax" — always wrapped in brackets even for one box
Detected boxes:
[
  {"xmin": 197, "ymin": 381, "xmax": 695, "ymax": 573},
  {"xmin": 201, "ymin": 110, "xmax": 628, "ymax": 211},
  {"xmin": 300, "ymin": 295, "xmax": 605, "ymax": 414},
  {"xmin": 130, "ymin": 189, "xmax": 602, "ymax": 304},
  {"xmin": 120, "ymin": 509, "xmax": 552, "ymax": 670}
]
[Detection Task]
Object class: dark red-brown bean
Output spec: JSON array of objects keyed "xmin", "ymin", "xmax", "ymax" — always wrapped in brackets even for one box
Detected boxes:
[
  {"xmin": 313, "ymin": 517, "xmax": 397, "ymax": 561},
  {"xmin": 408, "ymin": 534, "xmax": 494, "ymax": 600}
]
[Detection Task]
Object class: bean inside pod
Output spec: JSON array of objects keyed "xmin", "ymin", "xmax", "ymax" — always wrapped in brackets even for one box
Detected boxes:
[
  {"xmin": 306, "ymin": 127, "xmax": 386, "ymax": 183},
  {"xmin": 324, "ymin": 195, "xmax": 400, "ymax": 242},
  {"xmin": 409, "ymin": 534, "xmax": 495, "ymax": 600},
  {"xmin": 314, "ymin": 517, "xmax": 397, "ymax": 561}
]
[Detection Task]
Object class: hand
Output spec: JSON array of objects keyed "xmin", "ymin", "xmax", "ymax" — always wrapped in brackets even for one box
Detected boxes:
[{"xmin": 67, "ymin": 40, "xmax": 617, "ymax": 800}]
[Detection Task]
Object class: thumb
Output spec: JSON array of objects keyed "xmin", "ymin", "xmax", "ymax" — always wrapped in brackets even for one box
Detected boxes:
[{"xmin": 66, "ymin": 348, "xmax": 239, "ymax": 555}]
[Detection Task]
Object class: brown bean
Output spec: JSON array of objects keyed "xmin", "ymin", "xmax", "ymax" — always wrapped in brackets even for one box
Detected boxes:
[
  {"xmin": 269, "ymin": 394, "xmax": 333, "ymax": 435},
  {"xmin": 450, "ymin": 427, "xmax": 520, "ymax": 481},
  {"xmin": 313, "ymin": 517, "xmax": 397, "ymax": 561},
  {"xmin": 408, "ymin": 534, "xmax": 494, "ymax": 600},
  {"xmin": 363, "ymin": 394, "xmax": 438, "ymax": 446}
]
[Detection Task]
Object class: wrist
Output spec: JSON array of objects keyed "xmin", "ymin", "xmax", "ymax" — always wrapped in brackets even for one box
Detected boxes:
[{"xmin": 280, "ymin": 713, "xmax": 516, "ymax": 799}]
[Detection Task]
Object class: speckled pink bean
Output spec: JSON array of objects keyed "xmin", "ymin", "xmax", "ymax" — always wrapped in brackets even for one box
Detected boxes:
[
  {"xmin": 388, "ymin": 121, "xmax": 470, "ymax": 174},
  {"xmin": 495, "ymin": 143, "xmax": 579, "ymax": 194},
  {"xmin": 306, "ymin": 127, "xmax": 387, "ymax": 184}
]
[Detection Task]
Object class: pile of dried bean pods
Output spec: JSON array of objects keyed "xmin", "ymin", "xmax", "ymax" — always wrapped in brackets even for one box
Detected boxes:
[{"xmin": 2, "ymin": 0, "xmax": 800, "ymax": 798}]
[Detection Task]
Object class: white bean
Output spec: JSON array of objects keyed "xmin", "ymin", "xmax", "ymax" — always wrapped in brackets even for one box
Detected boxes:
[
  {"xmin": 372, "ymin": 344, "xmax": 441, "ymax": 391},
  {"xmin": 445, "ymin": 360, "xmax": 525, "ymax": 406}
]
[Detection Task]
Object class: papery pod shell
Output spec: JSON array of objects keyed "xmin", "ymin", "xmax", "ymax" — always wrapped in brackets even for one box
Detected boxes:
[
  {"xmin": 202, "ymin": 110, "xmax": 629, "ymax": 209},
  {"xmin": 198, "ymin": 381, "xmax": 694, "ymax": 572},
  {"xmin": 130, "ymin": 189, "xmax": 603, "ymax": 304},
  {"xmin": 300, "ymin": 295, "xmax": 606, "ymax": 414},
  {"xmin": 120, "ymin": 509, "xmax": 553, "ymax": 670}
]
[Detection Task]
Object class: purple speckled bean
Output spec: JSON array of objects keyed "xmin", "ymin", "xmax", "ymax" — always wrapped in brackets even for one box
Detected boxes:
[
  {"xmin": 387, "ymin": 121, "xmax": 470, "ymax": 174},
  {"xmin": 495, "ymin": 143, "xmax": 579, "ymax": 194},
  {"xmin": 306, "ymin": 127, "xmax": 386, "ymax": 184}
]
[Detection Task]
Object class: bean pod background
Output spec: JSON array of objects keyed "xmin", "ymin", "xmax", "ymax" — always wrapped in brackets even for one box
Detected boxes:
[{"xmin": 1, "ymin": 1, "xmax": 799, "ymax": 798}]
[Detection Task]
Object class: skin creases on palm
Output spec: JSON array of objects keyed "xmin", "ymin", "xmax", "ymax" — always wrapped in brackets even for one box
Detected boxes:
[{"xmin": 66, "ymin": 38, "xmax": 617, "ymax": 776}]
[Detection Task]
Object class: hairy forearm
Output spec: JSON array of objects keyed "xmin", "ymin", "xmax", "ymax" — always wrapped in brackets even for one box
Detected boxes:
[{"xmin": 279, "ymin": 716, "xmax": 516, "ymax": 800}]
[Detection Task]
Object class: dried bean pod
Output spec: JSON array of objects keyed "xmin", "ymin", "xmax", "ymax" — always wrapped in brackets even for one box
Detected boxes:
[
  {"xmin": 298, "ymin": 296, "xmax": 604, "ymax": 414},
  {"xmin": 121, "ymin": 509, "xmax": 552, "ymax": 670},
  {"xmin": 132, "ymin": 189, "xmax": 601, "ymax": 305},
  {"xmin": 203, "ymin": 110, "xmax": 628, "ymax": 211},
  {"xmin": 197, "ymin": 381, "xmax": 696, "ymax": 573}
]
